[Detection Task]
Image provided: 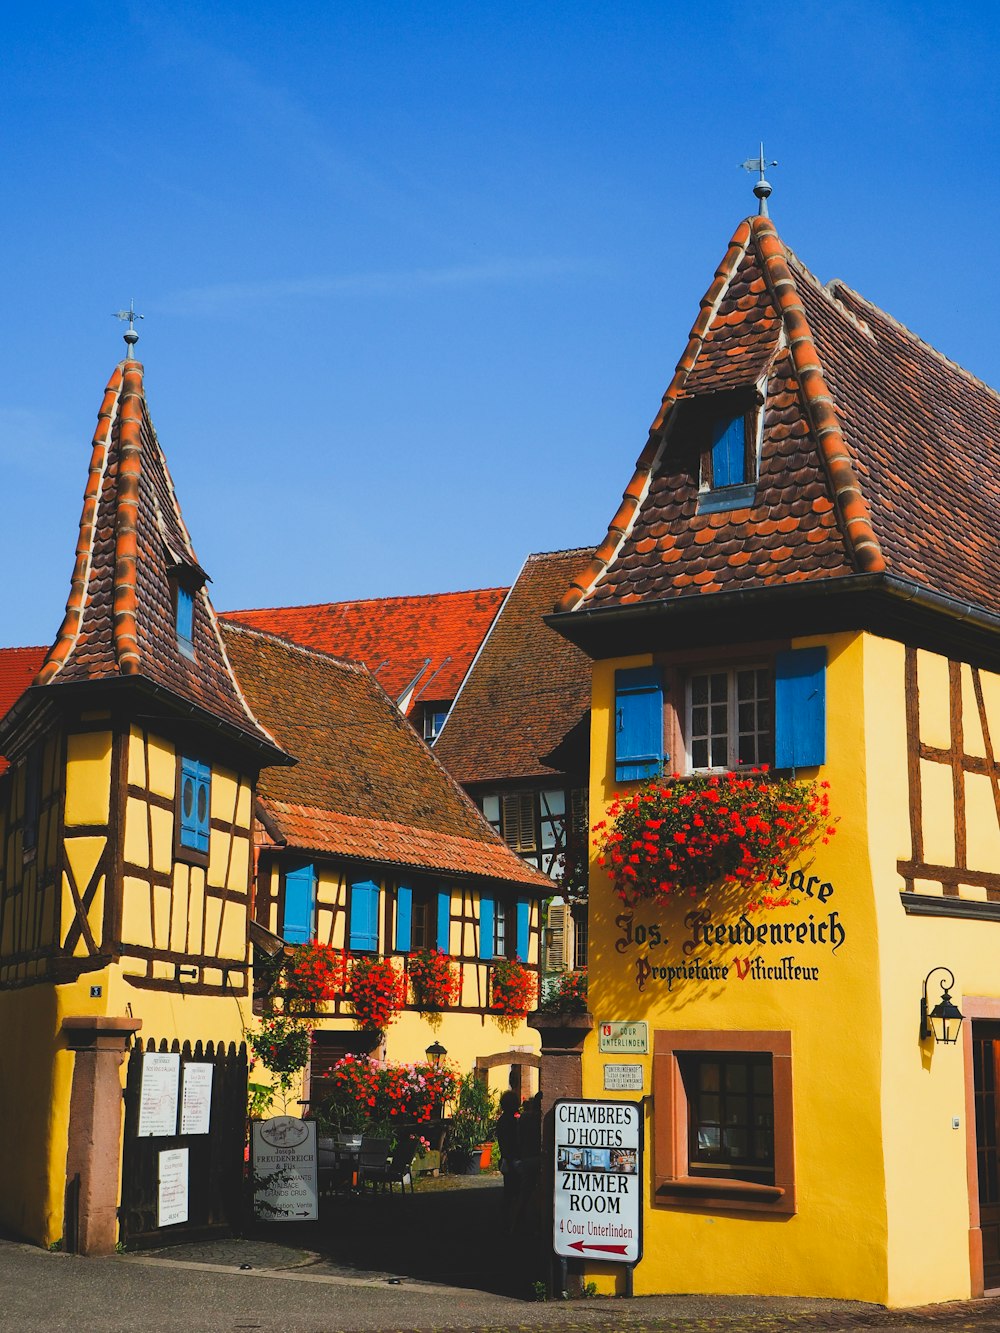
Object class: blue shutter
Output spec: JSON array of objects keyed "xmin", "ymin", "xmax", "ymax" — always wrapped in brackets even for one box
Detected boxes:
[
  {"xmin": 395, "ymin": 886, "xmax": 412, "ymax": 952},
  {"xmin": 711, "ymin": 414, "xmax": 745, "ymax": 488},
  {"xmin": 349, "ymin": 880, "xmax": 380, "ymax": 952},
  {"xmin": 195, "ymin": 760, "xmax": 211, "ymax": 853},
  {"xmin": 775, "ymin": 647, "xmax": 827, "ymax": 770},
  {"xmin": 615, "ymin": 667, "xmax": 664, "ymax": 782},
  {"xmin": 479, "ymin": 895, "xmax": 495, "ymax": 960},
  {"xmin": 179, "ymin": 756, "xmax": 199, "ymax": 849},
  {"xmin": 515, "ymin": 898, "xmax": 530, "ymax": 962},
  {"xmin": 176, "ymin": 586, "xmax": 194, "ymax": 647},
  {"xmin": 436, "ymin": 890, "xmax": 451, "ymax": 953},
  {"xmin": 283, "ymin": 862, "xmax": 315, "ymax": 944}
]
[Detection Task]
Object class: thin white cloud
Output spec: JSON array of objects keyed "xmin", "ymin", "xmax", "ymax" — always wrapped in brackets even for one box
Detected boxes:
[{"xmin": 153, "ymin": 256, "xmax": 591, "ymax": 318}]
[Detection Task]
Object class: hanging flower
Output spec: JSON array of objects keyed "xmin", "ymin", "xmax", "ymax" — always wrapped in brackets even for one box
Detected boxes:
[
  {"xmin": 593, "ymin": 770, "xmax": 836, "ymax": 908},
  {"xmin": 281, "ymin": 942, "xmax": 350, "ymax": 1012},
  {"xmin": 348, "ymin": 955, "xmax": 408, "ymax": 1034},
  {"xmin": 541, "ymin": 968, "xmax": 588, "ymax": 1015},
  {"xmin": 247, "ymin": 1014, "xmax": 312, "ymax": 1074},
  {"xmin": 489, "ymin": 957, "xmax": 537, "ymax": 1034},
  {"xmin": 407, "ymin": 948, "xmax": 460, "ymax": 1029}
]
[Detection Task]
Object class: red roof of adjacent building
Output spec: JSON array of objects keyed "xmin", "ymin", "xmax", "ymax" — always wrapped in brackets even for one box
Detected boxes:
[
  {"xmin": 220, "ymin": 588, "xmax": 507, "ymax": 715},
  {"xmin": 0, "ymin": 647, "xmax": 47, "ymax": 774}
]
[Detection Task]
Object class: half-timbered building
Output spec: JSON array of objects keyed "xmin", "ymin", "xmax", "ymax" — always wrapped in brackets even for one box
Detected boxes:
[
  {"xmin": 221, "ymin": 622, "xmax": 549, "ymax": 1098},
  {"xmin": 548, "ymin": 204, "xmax": 1000, "ymax": 1307},
  {"xmin": 434, "ymin": 550, "xmax": 594, "ymax": 976}
]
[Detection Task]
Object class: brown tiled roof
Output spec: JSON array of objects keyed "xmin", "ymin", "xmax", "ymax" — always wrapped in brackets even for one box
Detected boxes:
[
  {"xmin": 557, "ymin": 214, "xmax": 904, "ymax": 613},
  {"xmin": 0, "ymin": 646, "xmax": 47, "ymax": 775},
  {"xmin": 221, "ymin": 623, "xmax": 550, "ymax": 891},
  {"xmin": 434, "ymin": 550, "xmax": 592, "ymax": 786},
  {"xmin": 220, "ymin": 588, "xmax": 506, "ymax": 715},
  {"xmin": 29, "ymin": 358, "xmax": 280, "ymax": 754}
]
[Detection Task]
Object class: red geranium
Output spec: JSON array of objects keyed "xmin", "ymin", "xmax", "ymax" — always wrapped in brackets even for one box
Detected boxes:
[
  {"xmin": 407, "ymin": 948, "xmax": 460, "ymax": 1029},
  {"xmin": 594, "ymin": 770, "xmax": 835, "ymax": 907},
  {"xmin": 490, "ymin": 957, "xmax": 537, "ymax": 1034},
  {"xmin": 349, "ymin": 955, "xmax": 408, "ymax": 1034}
]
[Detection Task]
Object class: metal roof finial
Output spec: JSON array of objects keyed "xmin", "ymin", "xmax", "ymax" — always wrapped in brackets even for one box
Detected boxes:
[
  {"xmin": 112, "ymin": 299, "xmax": 144, "ymax": 356},
  {"xmin": 741, "ymin": 143, "xmax": 778, "ymax": 216}
]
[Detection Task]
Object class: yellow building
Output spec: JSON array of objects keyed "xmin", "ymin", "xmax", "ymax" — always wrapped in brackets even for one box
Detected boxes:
[
  {"xmin": 0, "ymin": 329, "xmax": 547, "ymax": 1255},
  {"xmin": 549, "ymin": 205, "xmax": 1000, "ymax": 1306}
]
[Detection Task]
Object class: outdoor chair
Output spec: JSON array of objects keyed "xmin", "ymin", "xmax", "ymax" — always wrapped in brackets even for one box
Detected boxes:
[
  {"xmin": 360, "ymin": 1136, "xmax": 419, "ymax": 1195},
  {"xmin": 356, "ymin": 1137, "xmax": 392, "ymax": 1191}
]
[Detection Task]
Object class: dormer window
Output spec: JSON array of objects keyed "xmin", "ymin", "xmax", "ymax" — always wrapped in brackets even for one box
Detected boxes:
[
  {"xmin": 693, "ymin": 392, "xmax": 762, "ymax": 515},
  {"xmin": 168, "ymin": 561, "xmax": 208, "ymax": 659},
  {"xmin": 708, "ymin": 413, "xmax": 751, "ymax": 489},
  {"xmin": 176, "ymin": 586, "xmax": 195, "ymax": 655}
]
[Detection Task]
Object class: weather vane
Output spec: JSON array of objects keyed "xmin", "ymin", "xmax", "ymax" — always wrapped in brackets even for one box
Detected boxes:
[
  {"xmin": 112, "ymin": 299, "xmax": 144, "ymax": 354},
  {"xmin": 741, "ymin": 143, "xmax": 778, "ymax": 216}
]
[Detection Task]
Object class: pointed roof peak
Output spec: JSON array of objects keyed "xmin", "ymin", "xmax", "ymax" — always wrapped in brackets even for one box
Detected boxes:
[{"xmin": 31, "ymin": 356, "xmax": 284, "ymax": 759}]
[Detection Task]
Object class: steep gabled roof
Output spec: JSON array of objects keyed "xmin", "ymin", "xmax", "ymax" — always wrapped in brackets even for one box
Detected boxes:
[
  {"xmin": 434, "ymin": 550, "xmax": 592, "ymax": 786},
  {"xmin": 220, "ymin": 587, "xmax": 507, "ymax": 714},
  {"xmin": 221, "ymin": 622, "xmax": 551, "ymax": 892},
  {"xmin": 23, "ymin": 357, "xmax": 282, "ymax": 757},
  {"xmin": 557, "ymin": 214, "xmax": 903, "ymax": 615}
]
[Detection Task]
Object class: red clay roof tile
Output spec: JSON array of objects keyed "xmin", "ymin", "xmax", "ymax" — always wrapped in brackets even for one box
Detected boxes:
[
  {"xmin": 0, "ymin": 647, "xmax": 47, "ymax": 774},
  {"xmin": 220, "ymin": 588, "xmax": 506, "ymax": 716}
]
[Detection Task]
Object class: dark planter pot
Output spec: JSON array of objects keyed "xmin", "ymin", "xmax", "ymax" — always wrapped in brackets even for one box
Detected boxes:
[{"xmin": 449, "ymin": 1149, "xmax": 481, "ymax": 1175}]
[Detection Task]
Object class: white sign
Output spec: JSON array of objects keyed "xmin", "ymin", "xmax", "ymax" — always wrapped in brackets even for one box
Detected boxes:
[
  {"xmin": 180, "ymin": 1063, "xmax": 214, "ymax": 1136},
  {"xmin": 252, "ymin": 1117, "xmax": 318, "ymax": 1222},
  {"xmin": 603, "ymin": 1063, "xmax": 644, "ymax": 1092},
  {"xmin": 553, "ymin": 1099, "xmax": 642, "ymax": 1265},
  {"xmin": 157, "ymin": 1148, "xmax": 189, "ymax": 1227},
  {"xmin": 598, "ymin": 1021, "xmax": 649, "ymax": 1055},
  {"xmin": 138, "ymin": 1053, "xmax": 180, "ymax": 1137}
]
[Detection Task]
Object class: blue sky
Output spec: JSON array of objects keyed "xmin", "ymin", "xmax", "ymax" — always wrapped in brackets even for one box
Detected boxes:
[{"xmin": 4, "ymin": 2, "xmax": 999, "ymax": 645}]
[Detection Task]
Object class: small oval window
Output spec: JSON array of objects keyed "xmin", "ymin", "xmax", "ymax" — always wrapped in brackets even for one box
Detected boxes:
[
  {"xmin": 182, "ymin": 777, "xmax": 194, "ymax": 818},
  {"xmin": 197, "ymin": 783, "xmax": 208, "ymax": 824}
]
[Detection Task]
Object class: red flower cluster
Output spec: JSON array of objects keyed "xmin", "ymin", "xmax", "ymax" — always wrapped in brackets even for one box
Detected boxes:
[
  {"xmin": 541, "ymin": 968, "xmax": 588, "ymax": 1015},
  {"xmin": 489, "ymin": 957, "xmax": 537, "ymax": 1033},
  {"xmin": 593, "ymin": 770, "xmax": 836, "ymax": 907},
  {"xmin": 407, "ymin": 948, "xmax": 460, "ymax": 1016},
  {"xmin": 348, "ymin": 955, "xmax": 408, "ymax": 1033},
  {"xmin": 284, "ymin": 943, "xmax": 349, "ymax": 1010},
  {"xmin": 327, "ymin": 1054, "xmax": 460, "ymax": 1125}
]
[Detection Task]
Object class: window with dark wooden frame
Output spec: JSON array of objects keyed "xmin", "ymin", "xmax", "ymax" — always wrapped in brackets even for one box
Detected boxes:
[{"xmin": 679, "ymin": 1052, "xmax": 775, "ymax": 1184}]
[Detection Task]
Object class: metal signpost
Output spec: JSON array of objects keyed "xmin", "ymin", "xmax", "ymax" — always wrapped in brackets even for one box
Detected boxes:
[{"xmin": 553, "ymin": 1098, "xmax": 642, "ymax": 1277}]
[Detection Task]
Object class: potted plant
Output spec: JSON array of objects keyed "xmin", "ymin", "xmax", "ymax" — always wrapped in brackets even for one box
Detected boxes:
[
  {"xmin": 407, "ymin": 948, "xmax": 460, "ymax": 1029},
  {"xmin": 348, "ymin": 954, "xmax": 407, "ymax": 1034},
  {"xmin": 446, "ymin": 1073, "xmax": 497, "ymax": 1174},
  {"xmin": 489, "ymin": 957, "xmax": 537, "ymax": 1034}
]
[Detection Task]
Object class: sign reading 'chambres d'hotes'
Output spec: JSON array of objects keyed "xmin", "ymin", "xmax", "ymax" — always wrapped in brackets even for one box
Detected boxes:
[{"xmin": 553, "ymin": 1099, "xmax": 642, "ymax": 1265}]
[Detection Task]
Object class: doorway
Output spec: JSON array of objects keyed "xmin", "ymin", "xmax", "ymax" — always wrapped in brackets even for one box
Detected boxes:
[{"xmin": 972, "ymin": 1020, "xmax": 1000, "ymax": 1290}]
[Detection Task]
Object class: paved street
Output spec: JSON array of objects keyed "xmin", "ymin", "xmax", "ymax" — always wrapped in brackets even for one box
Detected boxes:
[{"xmin": 6, "ymin": 1235, "xmax": 1000, "ymax": 1333}]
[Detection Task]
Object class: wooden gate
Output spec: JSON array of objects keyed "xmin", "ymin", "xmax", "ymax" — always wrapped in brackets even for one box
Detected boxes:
[{"xmin": 120, "ymin": 1038, "xmax": 248, "ymax": 1249}]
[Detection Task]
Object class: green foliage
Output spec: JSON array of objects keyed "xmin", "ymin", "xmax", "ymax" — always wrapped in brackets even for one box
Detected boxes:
[
  {"xmin": 532, "ymin": 1279, "xmax": 548, "ymax": 1301},
  {"xmin": 447, "ymin": 1072, "xmax": 497, "ymax": 1152}
]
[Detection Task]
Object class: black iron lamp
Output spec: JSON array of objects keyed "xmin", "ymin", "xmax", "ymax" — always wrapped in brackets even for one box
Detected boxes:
[
  {"xmin": 920, "ymin": 967, "xmax": 965, "ymax": 1045},
  {"xmin": 425, "ymin": 1040, "xmax": 447, "ymax": 1065}
]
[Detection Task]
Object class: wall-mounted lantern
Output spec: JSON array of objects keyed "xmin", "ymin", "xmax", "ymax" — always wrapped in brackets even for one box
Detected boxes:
[
  {"xmin": 425, "ymin": 1041, "xmax": 447, "ymax": 1065},
  {"xmin": 920, "ymin": 967, "xmax": 964, "ymax": 1045}
]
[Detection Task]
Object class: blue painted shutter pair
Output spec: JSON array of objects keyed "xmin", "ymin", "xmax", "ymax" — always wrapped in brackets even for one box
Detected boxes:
[
  {"xmin": 349, "ymin": 880, "xmax": 380, "ymax": 952},
  {"xmin": 179, "ymin": 756, "xmax": 211, "ymax": 852},
  {"xmin": 710, "ymin": 414, "xmax": 746, "ymax": 488},
  {"xmin": 775, "ymin": 647, "xmax": 827, "ymax": 769},
  {"xmin": 615, "ymin": 667, "xmax": 664, "ymax": 782},
  {"xmin": 515, "ymin": 899, "xmax": 530, "ymax": 962},
  {"xmin": 283, "ymin": 863, "xmax": 316, "ymax": 944}
]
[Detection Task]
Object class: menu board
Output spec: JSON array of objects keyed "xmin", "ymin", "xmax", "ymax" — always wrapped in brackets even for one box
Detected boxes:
[
  {"xmin": 157, "ymin": 1148, "xmax": 189, "ymax": 1227},
  {"xmin": 180, "ymin": 1063, "xmax": 214, "ymax": 1136},
  {"xmin": 138, "ymin": 1053, "xmax": 180, "ymax": 1137}
]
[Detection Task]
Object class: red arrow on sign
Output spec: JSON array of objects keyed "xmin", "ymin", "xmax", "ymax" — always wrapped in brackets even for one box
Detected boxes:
[{"xmin": 566, "ymin": 1241, "xmax": 630, "ymax": 1255}]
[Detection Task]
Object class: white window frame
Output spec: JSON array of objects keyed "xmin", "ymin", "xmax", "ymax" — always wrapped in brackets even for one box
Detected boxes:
[{"xmin": 685, "ymin": 665, "xmax": 772, "ymax": 773}]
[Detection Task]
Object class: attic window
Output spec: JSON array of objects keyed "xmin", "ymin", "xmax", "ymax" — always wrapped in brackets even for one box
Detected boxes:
[
  {"xmin": 176, "ymin": 586, "xmax": 195, "ymax": 654},
  {"xmin": 169, "ymin": 562, "xmax": 207, "ymax": 659},
  {"xmin": 696, "ymin": 401, "xmax": 761, "ymax": 515}
]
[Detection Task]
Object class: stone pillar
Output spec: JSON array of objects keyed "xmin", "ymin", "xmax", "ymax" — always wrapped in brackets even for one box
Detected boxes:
[
  {"xmin": 527, "ymin": 1010, "xmax": 594, "ymax": 1295},
  {"xmin": 61, "ymin": 1016, "xmax": 142, "ymax": 1256}
]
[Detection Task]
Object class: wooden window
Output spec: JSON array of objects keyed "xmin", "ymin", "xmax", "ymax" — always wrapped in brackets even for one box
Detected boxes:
[
  {"xmin": 546, "ymin": 901, "xmax": 568, "ymax": 971},
  {"xmin": 615, "ymin": 667, "xmax": 664, "ymax": 782},
  {"xmin": 349, "ymin": 880, "xmax": 380, "ymax": 952},
  {"xmin": 178, "ymin": 756, "xmax": 211, "ymax": 856},
  {"xmin": 176, "ymin": 585, "xmax": 195, "ymax": 654},
  {"xmin": 436, "ymin": 890, "xmax": 451, "ymax": 952},
  {"xmin": 479, "ymin": 895, "xmax": 495, "ymax": 960},
  {"xmin": 686, "ymin": 667, "xmax": 772, "ymax": 771},
  {"xmin": 501, "ymin": 792, "xmax": 537, "ymax": 854},
  {"xmin": 283, "ymin": 862, "xmax": 316, "ymax": 944},
  {"xmin": 423, "ymin": 707, "xmax": 449, "ymax": 742},
  {"xmin": 653, "ymin": 1029, "xmax": 794, "ymax": 1214},
  {"xmin": 515, "ymin": 898, "xmax": 530, "ymax": 961},
  {"xmin": 573, "ymin": 909, "xmax": 588, "ymax": 970},
  {"xmin": 708, "ymin": 413, "xmax": 750, "ymax": 489},
  {"xmin": 395, "ymin": 885, "xmax": 413, "ymax": 951},
  {"xmin": 494, "ymin": 899, "xmax": 508, "ymax": 957}
]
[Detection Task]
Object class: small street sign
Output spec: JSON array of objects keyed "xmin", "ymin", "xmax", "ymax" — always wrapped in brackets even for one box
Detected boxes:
[
  {"xmin": 603, "ymin": 1063, "xmax": 643, "ymax": 1091},
  {"xmin": 553, "ymin": 1098, "xmax": 642, "ymax": 1264},
  {"xmin": 598, "ymin": 1021, "xmax": 649, "ymax": 1054}
]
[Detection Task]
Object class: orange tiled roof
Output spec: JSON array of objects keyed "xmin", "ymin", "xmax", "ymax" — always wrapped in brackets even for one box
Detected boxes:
[
  {"xmin": 220, "ymin": 588, "xmax": 506, "ymax": 715},
  {"xmin": 434, "ymin": 550, "xmax": 592, "ymax": 786},
  {"xmin": 221, "ymin": 623, "xmax": 550, "ymax": 891},
  {"xmin": 0, "ymin": 646, "xmax": 47, "ymax": 775},
  {"xmin": 21, "ymin": 357, "xmax": 281, "ymax": 756},
  {"xmin": 558, "ymin": 214, "xmax": 897, "ymax": 613}
]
